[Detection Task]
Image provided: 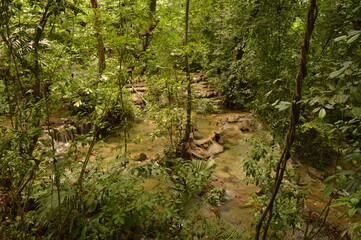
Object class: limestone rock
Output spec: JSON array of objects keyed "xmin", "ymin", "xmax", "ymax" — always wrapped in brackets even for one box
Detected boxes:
[{"xmin": 138, "ymin": 153, "xmax": 147, "ymax": 161}]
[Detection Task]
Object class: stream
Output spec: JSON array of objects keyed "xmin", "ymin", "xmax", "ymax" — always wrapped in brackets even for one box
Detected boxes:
[
  {"xmin": 1, "ymin": 73, "xmax": 357, "ymax": 239},
  {"xmin": 41, "ymin": 109, "xmax": 357, "ymax": 239},
  {"xmin": 73, "ymin": 110, "xmax": 351, "ymax": 239}
]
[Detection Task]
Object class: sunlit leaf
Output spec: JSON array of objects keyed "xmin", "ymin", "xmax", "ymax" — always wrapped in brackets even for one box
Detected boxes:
[
  {"xmin": 275, "ymin": 101, "xmax": 291, "ymax": 111},
  {"xmin": 350, "ymin": 198, "xmax": 359, "ymax": 204},
  {"xmin": 334, "ymin": 35, "xmax": 347, "ymax": 42},
  {"xmin": 347, "ymin": 33, "xmax": 360, "ymax": 44},
  {"xmin": 325, "ymin": 104, "xmax": 334, "ymax": 109},
  {"xmin": 312, "ymin": 107, "xmax": 321, "ymax": 113},
  {"xmin": 318, "ymin": 108, "xmax": 326, "ymax": 118}
]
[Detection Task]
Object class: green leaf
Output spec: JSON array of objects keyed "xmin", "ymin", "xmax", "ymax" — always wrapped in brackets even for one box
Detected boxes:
[
  {"xmin": 271, "ymin": 100, "xmax": 279, "ymax": 106},
  {"xmin": 329, "ymin": 62, "xmax": 352, "ymax": 79},
  {"xmin": 347, "ymin": 33, "xmax": 360, "ymax": 44},
  {"xmin": 80, "ymin": 226, "xmax": 87, "ymax": 240},
  {"xmin": 334, "ymin": 35, "xmax": 347, "ymax": 42},
  {"xmin": 348, "ymin": 208, "xmax": 356, "ymax": 217},
  {"xmin": 319, "ymin": 108, "xmax": 326, "ymax": 118},
  {"xmin": 331, "ymin": 202, "xmax": 347, "ymax": 207},
  {"xmin": 323, "ymin": 175, "xmax": 336, "ymax": 183},
  {"xmin": 334, "ymin": 94, "xmax": 349, "ymax": 104},
  {"xmin": 351, "ymin": 107, "xmax": 361, "ymax": 117},
  {"xmin": 325, "ymin": 104, "xmax": 334, "ymax": 109},
  {"xmin": 329, "ymin": 67, "xmax": 346, "ymax": 79},
  {"xmin": 322, "ymin": 183, "xmax": 334, "ymax": 199},
  {"xmin": 312, "ymin": 107, "xmax": 321, "ymax": 113},
  {"xmin": 349, "ymin": 30, "xmax": 361, "ymax": 36},
  {"xmin": 336, "ymin": 175, "xmax": 347, "ymax": 189},
  {"xmin": 275, "ymin": 101, "xmax": 291, "ymax": 111}
]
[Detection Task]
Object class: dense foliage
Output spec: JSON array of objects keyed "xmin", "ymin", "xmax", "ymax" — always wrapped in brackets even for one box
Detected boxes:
[{"xmin": 0, "ymin": 0, "xmax": 360, "ymax": 239}]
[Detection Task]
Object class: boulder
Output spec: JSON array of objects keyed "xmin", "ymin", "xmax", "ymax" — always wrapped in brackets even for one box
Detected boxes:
[
  {"xmin": 206, "ymin": 142, "xmax": 224, "ymax": 155},
  {"xmin": 138, "ymin": 153, "xmax": 147, "ymax": 161}
]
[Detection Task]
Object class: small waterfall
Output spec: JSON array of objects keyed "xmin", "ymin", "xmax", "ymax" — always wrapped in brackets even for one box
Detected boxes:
[
  {"xmin": 50, "ymin": 125, "xmax": 76, "ymax": 142},
  {"xmin": 53, "ymin": 141, "xmax": 71, "ymax": 161},
  {"xmin": 45, "ymin": 118, "xmax": 92, "ymax": 143},
  {"xmin": 76, "ymin": 121, "xmax": 92, "ymax": 135}
]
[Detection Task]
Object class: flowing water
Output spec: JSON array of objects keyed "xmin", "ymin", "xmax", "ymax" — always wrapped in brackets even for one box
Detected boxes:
[
  {"xmin": 193, "ymin": 113, "xmax": 259, "ymax": 232},
  {"xmin": 34, "ymin": 110, "xmax": 359, "ymax": 238},
  {"xmin": 194, "ymin": 112, "xmax": 360, "ymax": 239}
]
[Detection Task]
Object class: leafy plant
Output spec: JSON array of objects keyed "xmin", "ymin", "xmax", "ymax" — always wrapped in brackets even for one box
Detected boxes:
[{"xmin": 243, "ymin": 139, "xmax": 308, "ymax": 238}]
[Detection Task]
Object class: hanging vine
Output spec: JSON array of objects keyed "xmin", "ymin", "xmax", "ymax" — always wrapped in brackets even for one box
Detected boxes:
[{"xmin": 255, "ymin": 0, "xmax": 319, "ymax": 239}]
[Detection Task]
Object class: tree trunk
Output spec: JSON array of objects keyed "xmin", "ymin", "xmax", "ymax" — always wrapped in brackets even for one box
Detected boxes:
[
  {"xmin": 255, "ymin": 0, "xmax": 318, "ymax": 239},
  {"xmin": 144, "ymin": 0, "xmax": 157, "ymax": 51},
  {"xmin": 183, "ymin": 0, "xmax": 191, "ymax": 144},
  {"xmin": 90, "ymin": 0, "xmax": 106, "ymax": 74},
  {"xmin": 140, "ymin": 0, "xmax": 157, "ymax": 75}
]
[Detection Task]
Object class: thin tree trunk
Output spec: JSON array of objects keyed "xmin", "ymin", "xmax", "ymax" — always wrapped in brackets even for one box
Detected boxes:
[
  {"xmin": 90, "ymin": 0, "xmax": 106, "ymax": 74},
  {"xmin": 255, "ymin": 1, "xmax": 318, "ymax": 239},
  {"xmin": 28, "ymin": 0, "xmax": 53, "ymax": 154},
  {"xmin": 116, "ymin": 4, "xmax": 128, "ymax": 154},
  {"xmin": 183, "ymin": 0, "xmax": 191, "ymax": 143},
  {"xmin": 1, "ymin": 68, "xmax": 14, "ymax": 124},
  {"xmin": 140, "ymin": 0, "xmax": 157, "ymax": 75},
  {"xmin": 144, "ymin": 0, "xmax": 157, "ymax": 51}
]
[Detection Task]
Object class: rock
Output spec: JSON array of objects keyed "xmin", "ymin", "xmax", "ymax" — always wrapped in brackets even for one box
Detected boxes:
[
  {"xmin": 219, "ymin": 117, "xmax": 228, "ymax": 125},
  {"xmin": 194, "ymin": 136, "xmax": 213, "ymax": 149},
  {"xmin": 193, "ymin": 131, "xmax": 203, "ymax": 140},
  {"xmin": 214, "ymin": 131, "xmax": 223, "ymax": 144},
  {"xmin": 296, "ymin": 165, "xmax": 320, "ymax": 186},
  {"xmin": 191, "ymin": 75, "xmax": 204, "ymax": 83},
  {"xmin": 256, "ymin": 188, "xmax": 264, "ymax": 196},
  {"xmin": 199, "ymin": 81, "xmax": 208, "ymax": 86},
  {"xmin": 191, "ymin": 151, "xmax": 204, "ymax": 159},
  {"xmin": 206, "ymin": 90, "xmax": 217, "ymax": 98},
  {"xmin": 190, "ymin": 131, "xmax": 225, "ymax": 159},
  {"xmin": 206, "ymin": 142, "xmax": 224, "ymax": 155},
  {"xmin": 220, "ymin": 188, "xmax": 230, "ymax": 203},
  {"xmin": 131, "ymin": 93, "xmax": 144, "ymax": 106},
  {"xmin": 138, "ymin": 153, "xmax": 147, "ymax": 161},
  {"xmin": 238, "ymin": 120, "xmax": 252, "ymax": 132},
  {"xmin": 51, "ymin": 125, "xmax": 76, "ymax": 142},
  {"xmin": 336, "ymin": 189, "xmax": 350, "ymax": 197},
  {"xmin": 226, "ymin": 115, "xmax": 240, "ymax": 123},
  {"xmin": 307, "ymin": 167, "xmax": 325, "ymax": 181},
  {"xmin": 129, "ymin": 87, "xmax": 148, "ymax": 93},
  {"xmin": 38, "ymin": 134, "xmax": 52, "ymax": 142},
  {"xmin": 296, "ymin": 179, "xmax": 309, "ymax": 186}
]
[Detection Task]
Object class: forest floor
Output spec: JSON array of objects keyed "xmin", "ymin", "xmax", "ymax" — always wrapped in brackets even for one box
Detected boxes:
[{"xmin": 3, "ymin": 75, "xmax": 357, "ymax": 239}]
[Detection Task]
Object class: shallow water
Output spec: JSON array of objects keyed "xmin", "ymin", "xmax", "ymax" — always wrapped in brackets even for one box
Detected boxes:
[
  {"xmin": 95, "ymin": 111, "xmax": 358, "ymax": 238},
  {"xmin": 194, "ymin": 113, "xmax": 260, "ymax": 231},
  {"xmin": 95, "ymin": 117, "xmax": 167, "ymax": 165}
]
